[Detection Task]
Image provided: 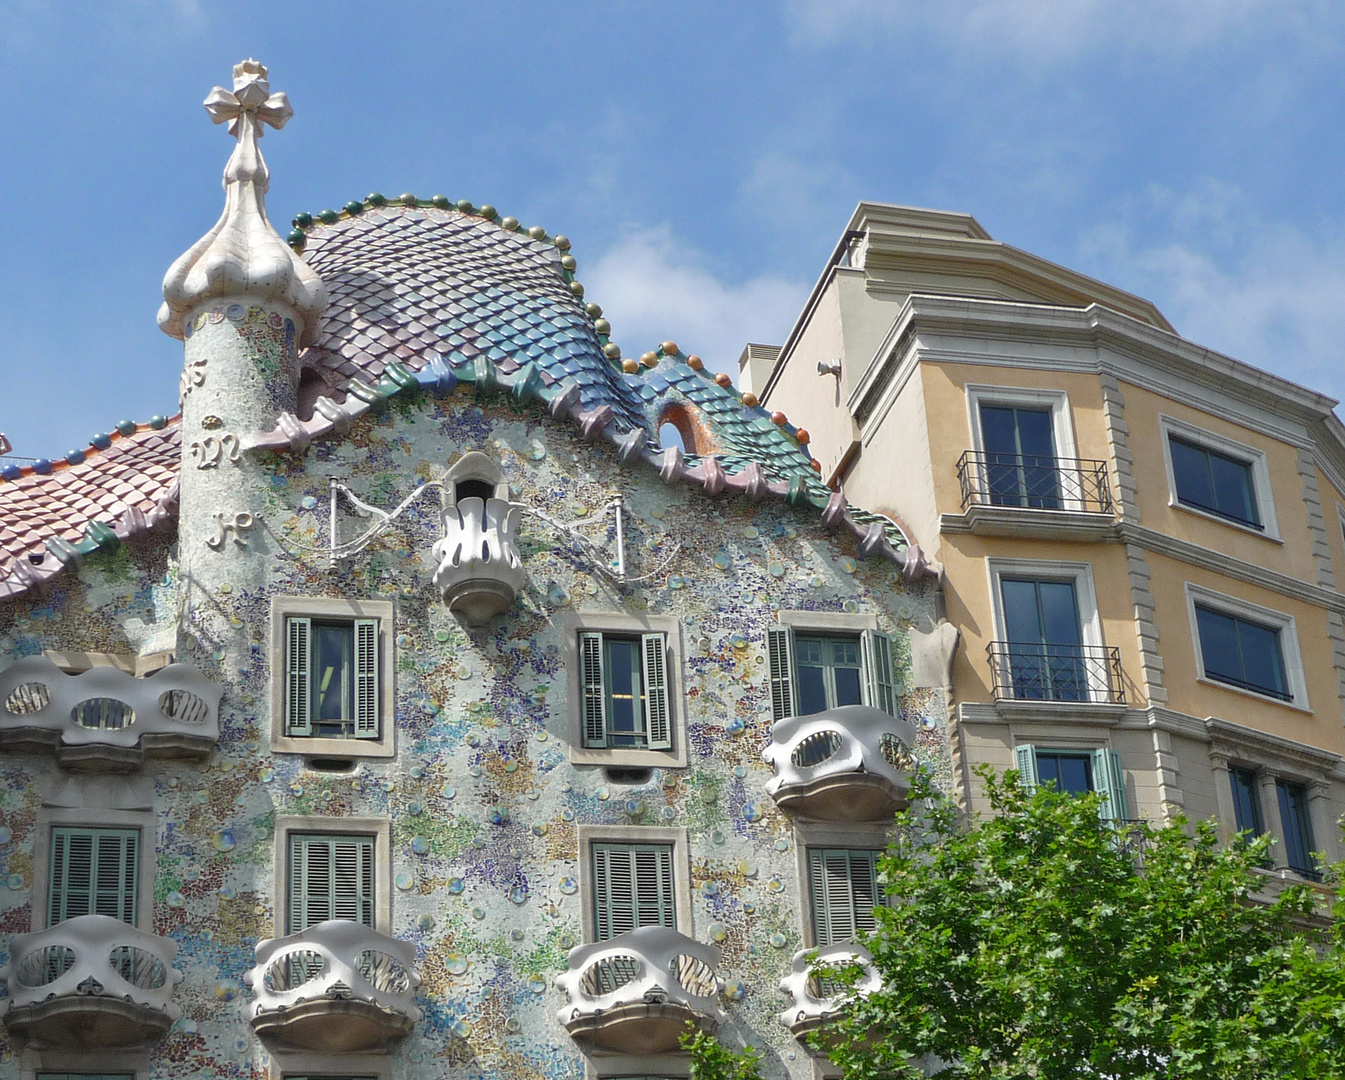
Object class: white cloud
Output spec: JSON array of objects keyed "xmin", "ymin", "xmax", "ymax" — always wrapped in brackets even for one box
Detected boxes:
[{"xmin": 582, "ymin": 225, "xmax": 810, "ymax": 376}]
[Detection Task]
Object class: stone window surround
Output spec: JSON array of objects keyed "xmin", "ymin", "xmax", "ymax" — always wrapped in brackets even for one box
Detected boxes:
[
  {"xmin": 586, "ymin": 1054, "xmax": 690, "ymax": 1079},
  {"xmin": 1184, "ymin": 583, "xmax": 1309, "ymax": 712},
  {"xmin": 30, "ymin": 805, "xmax": 157, "ymax": 933},
  {"xmin": 269, "ymin": 596, "xmax": 397, "ymax": 759},
  {"xmin": 964, "ymin": 383, "xmax": 1081, "ymax": 464},
  {"xmin": 272, "ymin": 814, "xmax": 393, "ymax": 936},
  {"xmin": 791, "ymin": 820, "xmax": 892, "ymax": 950},
  {"xmin": 1158, "ymin": 413, "xmax": 1281, "ymax": 542},
  {"xmin": 563, "ymin": 612, "xmax": 687, "ymax": 769},
  {"xmin": 21, "ymin": 1048, "xmax": 149, "ymax": 1080},
  {"xmin": 268, "ymin": 1051, "xmax": 394, "ymax": 1080},
  {"xmin": 575, "ymin": 824, "xmax": 692, "ymax": 944}
]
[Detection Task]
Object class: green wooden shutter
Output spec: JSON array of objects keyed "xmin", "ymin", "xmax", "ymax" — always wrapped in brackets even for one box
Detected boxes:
[
  {"xmin": 1014, "ymin": 744, "xmax": 1039, "ymax": 792},
  {"xmin": 289, "ymin": 834, "xmax": 375, "ymax": 933},
  {"xmin": 861, "ymin": 629, "xmax": 897, "ymax": 715},
  {"xmin": 286, "ymin": 617, "xmax": 312, "ymax": 736},
  {"xmin": 634, "ymin": 844, "xmax": 675, "ymax": 928},
  {"xmin": 809, "ymin": 848, "xmax": 880, "ymax": 947},
  {"xmin": 49, "ymin": 827, "xmax": 138, "ymax": 927},
  {"xmin": 580, "ymin": 632, "xmax": 607, "ymax": 747},
  {"xmin": 767, "ymin": 626, "xmax": 797, "ymax": 722},
  {"xmin": 592, "ymin": 843, "xmax": 674, "ymax": 941},
  {"xmin": 1092, "ymin": 748, "xmax": 1128, "ymax": 823},
  {"xmin": 641, "ymin": 633, "xmax": 672, "ymax": 750},
  {"xmin": 353, "ymin": 618, "xmax": 379, "ymax": 739}
]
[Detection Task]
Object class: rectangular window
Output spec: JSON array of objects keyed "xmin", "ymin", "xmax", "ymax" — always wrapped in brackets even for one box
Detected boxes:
[
  {"xmin": 287, "ymin": 833, "xmax": 375, "ymax": 932},
  {"xmin": 580, "ymin": 633, "xmax": 671, "ymax": 750},
  {"xmin": 1000, "ymin": 577, "xmax": 1087, "ymax": 702},
  {"xmin": 1194, "ymin": 605, "xmax": 1290, "ymax": 701},
  {"xmin": 808, "ymin": 848, "xmax": 882, "ymax": 947},
  {"xmin": 768, "ymin": 627, "xmax": 895, "ymax": 721},
  {"xmin": 1014, "ymin": 745, "xmax": 1128, "ymax": 822},
  {"xmin": 37, "ymin": 1074, "xmax": 136, "ymax": 1080},
  {"xmin": 590, "ymin": 842, "xmax": 675, "ymax": 941},
  {"xmin": 49, "ymin": 827, "xmax": 139, "ymax": 926},
  {"xmin": 285, "ymin": 616, "xmax": 379, "ymax": 739},
  {"xmin": 1168, "ymin": 435, "xmax": 1261, "ymax": 529},
  {"xmin": 1276, "ymin": 780, "xmax": 1317, "ymax": 879},
  {"xmin": 1230, "ymin": 767, "xmax": 1265, "ymax": 837},
  {"xmin": 980, "ymin": 403, "xmax": 1061, "ymax": 509}
]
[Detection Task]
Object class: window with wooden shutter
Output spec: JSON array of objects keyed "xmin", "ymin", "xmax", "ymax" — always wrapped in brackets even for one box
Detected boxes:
[
  {"xmin": 285, "ymin": 617, "xmax": 312, "ymax": 736},
  {"xmin": 768, "ymin": 626, "xmax": 796, "ymax": 722},
  {"xmin": 288, "ymin": 833, "xmax": 375, "ymax": 932},
  {"xmin": 580, "ymin": 632, "xmax": 607, "ymax": 747},
  {"xmin": 1014, "ymin": 744, "xmax": 1040, "ymax": 791},
  {"xmin": 353, "ymin": 618, "xmax": 379, "ymax": 739},
  {"xmin": 1091, "ymin": 748, "xmax": 1128, "ymax": 822},
  {"xmin": 861, "ymin": 629, "xmax": 897, "ymax": 716},
  {"xmin": 641, "ymin": 633, "xmax": 671, "ymax": 750},
  {"xmin": 49, "ymin": 827, "xmax": 139, "ymax": 927},
  {"xmin": 808, "ymin": 848, "xmax": 881, "ymax": 947},
  {"xmin": 591, "ymin": 842, "xmax": 675, "ymax": 941}
]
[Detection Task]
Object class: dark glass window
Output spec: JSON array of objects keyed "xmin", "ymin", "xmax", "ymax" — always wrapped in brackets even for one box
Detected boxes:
[
  {"xmin": 795, "ymin": 635, "xmax": 864, "ymax": 716},
  {"xmin": 312, "ymin": 621, "xmax": 355, "ymax": 733},
  {"xmin": 1194, "ymin": 606, "xmax": 1290, "ymax": 700},
  {"xmin": 1276, "ymin": 780, "xmax": 1317, "ymax": 879},
  {"xmin": 1000, "ymin": 578, "xmax": 1087, "ymax": 701},
  {"xmin": 980, "ymin": 404, "xmax": 1060, "ymax": 509},
  {"xmin": 1230, "ymin": 767, "xmax": 1265, "ymax": 837},
  {"xmin": 1169, "ymin": 436, "xmax": 1261, "ymax": 528},
  {"xmin": 1035, "ymin": 751, "xmax": 1094, "ymax": 796}
]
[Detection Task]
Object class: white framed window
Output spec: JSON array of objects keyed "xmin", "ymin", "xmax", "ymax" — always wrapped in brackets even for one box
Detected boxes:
[
  {"xmin": 768, "ymin": 611, "xmax": 897, "ymax": 722},
  {"xmin": 577, "ymin": 825, "xmax": 691, "ymax": 944},
  {"xmin": 564, "ymin": 613, "xmax": 686, "ymax": 768},
  {"xmin": 269, "ymin": 598, "xmax": 395, "ymax": 759},
  {"xmin": 1159, "ymin": 414, "xmax": 1279, "ymax": 540},
  {"xmin": 273, "ymin": 816, "xmax": 392, "ymax": 936},
  {"xmin": 966, "ymin": 385, "xmax": 1078, "ymax": 461},
  {"xmin": 1014, "ymin": 744, "xmax": 1129, "ymax": 821},
  {"xmin": 1184, "ymin": 584, "xmax": 1308, "ymax": 710}
]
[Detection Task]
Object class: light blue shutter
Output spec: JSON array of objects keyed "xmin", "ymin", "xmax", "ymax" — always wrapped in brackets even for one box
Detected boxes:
[
  {"xmin": 289, "ymin": 834, "xmax": 375, "ymax": 932},
  {"xmin": 767, "ymin": 626, "xmax": 797, "ymax": 722},
  {"xmin": 580, "ymin": 632, "xmax": 607, "ymax": 747},
  {"xmin": 592, "ymin": 843, "xmax": 674, "ymax": 941},
  {"xmin": 1014, "ymin": 744, "xmax": 1039, "ymax": 792},
  {"xmin": 1092, "ymin": 748, "xmax": 1128, "ymax": 822},
  {"xmin": 353, "ymin": 618, "xmax": 379, "ymax": 739},
  {"xmin": 809, "ymin": 848, "xmax": 880, "ymax": 947},
  {"xmin": 641, "ymin": 633, "xmax": 672, "ymax": 750},
  {"xmin": 861, "ymin": 629, "xmax": 897, "ymax": 716},
  {"xmin": 49, "ymin": 827, "xmax": 139, "ymax": 927},
  {"xmin": 286, "ymin": 617, "xmax": 312, "ymax": 736}
]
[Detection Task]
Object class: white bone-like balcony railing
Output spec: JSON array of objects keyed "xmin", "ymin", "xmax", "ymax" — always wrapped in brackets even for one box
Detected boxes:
[
  {"xmin": 430, "ymin": 496, "xmax": 526, "ymax": 624},
  {"xmin": 244, "ymin": 920, "xmax": 422, "ymax": 1052},
  {"xmin": 761, "ymin": 704, "xmax": 919, "ymax": 821},
  {"xmin": 0, "ymin": 655, "xmax": 221, "ymax": 769},
  {"xmin": 779, "ymin": 944, "xmax": 882, "ymax": 1039},
  {"xmin": 556, "ymin": 925, "xmax": 725, "ymax": 1054},
  {"xmin": 1, "ymin": 914, "xmax": 184, "ymax": 1049}
]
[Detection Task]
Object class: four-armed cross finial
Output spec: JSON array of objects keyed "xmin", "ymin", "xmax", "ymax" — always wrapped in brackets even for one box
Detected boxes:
[{"xmin": 201, "ymin": 59, "xmax": 293, "ymax": 191}]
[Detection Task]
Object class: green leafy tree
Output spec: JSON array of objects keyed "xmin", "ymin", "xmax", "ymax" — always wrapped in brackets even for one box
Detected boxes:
[
  {"xmin": 681, "ymin": 1025, "xmax": 765, "ymax": 1080},
  {"xmin": 821, "ymin": 766, "xmax": 1345, "ymax": 1079}
]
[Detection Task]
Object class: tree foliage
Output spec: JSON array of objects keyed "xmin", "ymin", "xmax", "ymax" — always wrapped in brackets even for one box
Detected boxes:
[
  {"xmin": 681, "ymin": 1024, "xmax": 765, "ymax": 1080},
  {"xmin": 822, "ymin": 766, "xmax": 1345, "ymax": 1079}
]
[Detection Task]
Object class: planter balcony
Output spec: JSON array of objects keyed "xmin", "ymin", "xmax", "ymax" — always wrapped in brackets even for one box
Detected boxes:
[
  {"xmin": 778, "ymin": 944, "xmax": 881, "ymax": 1041},
  {"xmin": 556, "ymin": 925, "xmax": 724, "ymax": 1055},
  {"xmin": 761, "ymin": 705, "xmax": 918, "ymax": 821},
  {"xmin": 1, "ymin": 914, "xmax": 184, "ymax": 1050},
  {"xmin": 244, "ymin": 920, "xmax": 422, "ymax": 1053},
  {"xmin": 431, "ymin": 495, "xmax": 526, "ymax": 624},
  {"xmin": 0, "ymin": 656, "xmax": 221, "ymax": 771}
]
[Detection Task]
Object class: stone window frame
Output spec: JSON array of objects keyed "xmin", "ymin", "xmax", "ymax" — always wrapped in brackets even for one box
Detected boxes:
[
  {"xmin": 791, "ymin": 820, "xmax": 892, "ymax": 950},
  {"xmin": 269, "ymin": 596, "xmax": 396, "ymax": 759},
  {"xmin": 272, "ymin": 815, "xmax": 393, "ymax": 936},
  {"xmin": 586, "ymin": 1056, "xmax": 690, "ymax": 1080},
  {"xmin": 267, "ymin": 1052, "xmax": 394, "ymax": 1080},
  {"xmin": 21, "ymin": 1048, "xmax": 150, "ymax": 1080},
  {"xmin": 576, "ymin": 824, "xmax": 692, "ymax": 945},
  {"xmin": 1183, "ymin": 583, "xmax": 1309, "ymax": 712},
  {"xmin": 1158, "ymin": 413, "xmax": 1281, "ymax": 541},
  {"xmin": 563, "ymin": 612, "xmax": 687, "ymax": 769},
  {"xmin": 30, "ymin": 804, "xmax": 157, "ymax": 933}
]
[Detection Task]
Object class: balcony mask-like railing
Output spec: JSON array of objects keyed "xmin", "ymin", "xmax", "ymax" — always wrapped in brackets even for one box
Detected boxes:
[
  {"xmin": 779, "ymin": 944, "xmax": 882, "ymax": 1040},
  {"xmin": 430, "ymin": 496, "xmax": 526, "ymax": 624},
  {"xmin": 556, "ymin": 925, "xmax": 725, "ymax": 1055},
  {"xmin": 957, "ymin": 451, "xmax": 1113, "ymax": 515},
  {"xmin": 761, "ymin": 705, "xmax": 919, "ymax": 821},
  {"xmin": 1, "ymin": 914, "xmax": 184, "ymax": 1050},
  {"xmin": 244, "ymin": 920, "xmax": 422, "ymax": 1052},
  {"xmin": 0, "ymin": 656, "xmax": 221, "ymax": 770},
  {"xmin": 987, "ymin": 641, "xmax": 1126, "ymax": 706}
]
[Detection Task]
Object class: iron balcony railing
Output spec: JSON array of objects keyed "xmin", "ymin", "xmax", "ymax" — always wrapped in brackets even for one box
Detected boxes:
[
  {"xmin": 957, "ymin": 451, "xmax": 1113, "ymax": 514},
  {"xmin": 987, "ymin": 641, "xmax": 1126, "ymax": 705}
]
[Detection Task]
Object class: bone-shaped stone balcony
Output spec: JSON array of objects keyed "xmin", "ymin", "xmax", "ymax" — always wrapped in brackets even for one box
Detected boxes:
[
  {"xmin": 1, "ymin": 914, "xmax": 184, "ymax": 1050},
  {"xmin": 431, "ymin": 496, "xmax": 526, "ymax": 624},
  {"xmin": 761, "ymin": 704, "xmax": 918, "ymax": 821},
  {"xmin": 0, "ymin": 656, "xmax": 221, "ymax": 771},
  {"xmin": 555, "ymin": 925, "xmax": 725, "ymax": 1055},
  {"xmin": 778, "ymin": 943, "xmax": 882, "ymax": 1040},
  {"xmin": 244, "ymin": 919, "xmax": 422, "ymax": 1053}
]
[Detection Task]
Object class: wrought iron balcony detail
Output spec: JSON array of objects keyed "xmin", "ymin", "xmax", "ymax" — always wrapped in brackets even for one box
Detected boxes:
[
  {"xmin": 987, "ymin": 642, "xmax": 1126, "ymax": 706},
  {"xmin": 778, "ymin": 944, "xmax": 882, "ymax": 1040},
  {"xmin": 0, "ymin": 656, "xmax": 221, "ymax": 771},
  {"xmin": 957, "ymin": 451, "xmax": 1113, "ymax": 515},
  {"xmin": 556, "ymin": 925, "xmax": 725, "ymax": 1055},
  {"xmin": 761, "ymin": 705, "xmax": 919, "ymax": 821},
  {"xmin": 244, "ymin": 920, "xmax": 422, "ymax": 1053},
  {"xmin": 1, "ymin": 914, "xmax": 184, "ymax": 1050},
  {"xmin": 431, "ymin": 495, "xmax": 526, "ymax": 624}
]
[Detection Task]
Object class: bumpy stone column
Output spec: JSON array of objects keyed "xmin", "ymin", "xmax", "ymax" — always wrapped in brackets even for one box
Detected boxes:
[{"xmin": 158, "ymin": 60, "xmax": 327, "ymax": 666}]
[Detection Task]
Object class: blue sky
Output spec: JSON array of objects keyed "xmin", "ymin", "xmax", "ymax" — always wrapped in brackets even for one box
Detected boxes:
[{"xmin": 2, "ymin": 1, "xmax": 1345, "ymax": 459}]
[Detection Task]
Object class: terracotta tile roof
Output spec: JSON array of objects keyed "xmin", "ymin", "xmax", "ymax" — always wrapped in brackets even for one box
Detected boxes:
[{"xmin": 0, "ymin": 419, "xmax": 180, "ymax": 599}]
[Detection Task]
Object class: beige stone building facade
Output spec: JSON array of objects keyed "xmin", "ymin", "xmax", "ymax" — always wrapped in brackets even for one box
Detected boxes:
[{"xmin": 752, "ymin": 201, "xmax": 1345, "ymax": 881}]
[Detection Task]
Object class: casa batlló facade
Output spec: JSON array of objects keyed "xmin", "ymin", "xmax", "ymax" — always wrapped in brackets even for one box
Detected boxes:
[{"xmin": 0, "ymin": 63, "xmax": 949, "ymax": 1080}]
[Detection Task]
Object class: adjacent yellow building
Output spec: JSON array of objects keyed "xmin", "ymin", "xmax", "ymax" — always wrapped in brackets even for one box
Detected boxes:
[{"xmin": 752, "ymin": 202, "xmax": 1345, "ymax": 881}]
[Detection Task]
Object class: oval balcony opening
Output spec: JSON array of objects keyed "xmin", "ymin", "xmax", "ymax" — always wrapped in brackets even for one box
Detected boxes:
[
  {"xmin": 791, "ymin": 729, "xmax": 843, "ymax": 769},
  {"xmin": 580, "ymin": 953, "xmax": 642, "ymax": 996},
  {"xmin": 15, "ymin": 945, "xmax": 75, "ymax": 988},
  {"xmin": 70, "ymin": 698, "xmax": 135, "ymax": 730},
  {"xmin": 355, "ymin": 949, "xmax": 412, "ymax": 994},
  {"xmin": 263, "ymin": 949, "xmax": 326, "ymax": 992},
  {"xmin": 5, "ymin": 682, "xmax": 50, "ymax": 715},
  {"xmin": 109, "ymin": 945, "xmax": 168, "ymax": 990},
  {"xmin": 159, "ymin": 689, "xmax": 211, "ymax": 724},
  {"xmin": 673, "ymin": 953, "xmax": 717, "ymax": 998}
]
